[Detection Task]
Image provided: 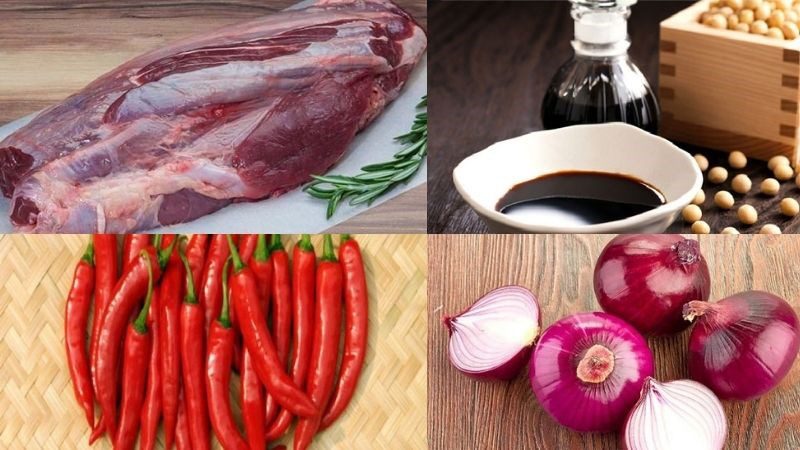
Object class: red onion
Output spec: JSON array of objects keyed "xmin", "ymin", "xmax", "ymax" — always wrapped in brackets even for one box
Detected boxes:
[
  {"xmin": 623, "ymin": 378, "xmax": 727, "ymax": 450},
  {"xmin": 529, "ymin": 312, "xmax": 654, "ymax": 432},
  {"xmin": 684, "ymin": 290, "xmax": 800, "ymax": 400},
  {"xmin": 594, "ymin": 234, "xmax": 711, "ymax": 335},
  {"xmin": 444, "ymin": 285, "xmax": 541, "ymax": 380}
]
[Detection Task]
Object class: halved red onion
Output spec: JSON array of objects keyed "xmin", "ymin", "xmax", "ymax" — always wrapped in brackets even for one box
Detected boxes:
[
  {"xmin": 444, "ymin": 285, "xmax": 540, "ymax": 380},
  {"xmin": 594, "ymin": 234, "xmax": 711, "ymax": 335},
  {"xmin": 529, "ymin": 312, "xmax": 654, "ymax": 432},
  {"xmin": 623, "ymin": 378, "xmax": 727, "ymax": 450},
  {"xmin": 684, "ymin": 290, "xmax": 800, "ymax": 400}
]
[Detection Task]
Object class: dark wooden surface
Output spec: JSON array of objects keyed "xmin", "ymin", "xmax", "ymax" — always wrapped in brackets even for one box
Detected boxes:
[
  {"xmin": 427, "ymin": 1, "xmax": 800, "ymax": 234},
  {"xmin": 428, "ymin": 234, "xmax": 800, "ymax": 450},
  {"xmin": 0, "ymin": 0, "xmax": 427, "ymax": 233}
]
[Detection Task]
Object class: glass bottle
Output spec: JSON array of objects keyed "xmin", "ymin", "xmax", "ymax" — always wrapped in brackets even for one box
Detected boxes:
[{"xmin": 541, "ymin": 0, "xmax": 659, "ymax": 133}]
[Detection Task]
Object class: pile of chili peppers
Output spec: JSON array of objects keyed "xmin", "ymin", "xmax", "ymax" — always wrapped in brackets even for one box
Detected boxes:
[{"xmin": 64, "ymin": 234, "xmax": 370, "ymax": 450}]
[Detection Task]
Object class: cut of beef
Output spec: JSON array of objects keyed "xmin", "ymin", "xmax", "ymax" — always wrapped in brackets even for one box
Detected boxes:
[{"xmin": 0, "ymin": 0, "xmax": 426, "ymax": 232}]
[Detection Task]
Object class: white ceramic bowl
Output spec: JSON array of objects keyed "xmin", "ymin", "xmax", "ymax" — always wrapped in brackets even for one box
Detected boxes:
[{"xmin": 453, "ymin": 123, "xmax": 702, "ymax": 233}]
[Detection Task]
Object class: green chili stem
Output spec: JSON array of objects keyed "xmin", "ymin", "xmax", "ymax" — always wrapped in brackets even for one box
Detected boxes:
[
  {"xmin": 322, "ymin": 235, "xmax": 336, "ymax": 262},
  {"xmin": 82, "ymin": 240, "xmax": 95, "ymax": 265},
  {"xmin": 158, "ymin": 234, "xmax": 180, "ymax": 269},
  {"xmin": 153, "ymin": 234, "xmax": 163, "ymax": 250},
  {"xmin": 340, "ymin": 234, "xmax": 352, "ymax": 243},
  {"xmin": 219, "ymin": 257, "xmax": 232, "ymax": 328},
  {"xmin": 133, "ymin": 250, "xmax": 154, "ymax": 333},
  {"xmin": 253, "ymin": 234, "xmax": 269, "ymax": 262},
  {"xmin": 179, "ymin": 244, "xmax": 198, "ymax": 305},
  {"xmin": 227, "ymin": 235, "xmax": 244, "ymax": 272},
  {"xmin": 269, "ymin": 234, "xmax": 284, "ymax": 253},
  {"xmin": 297, "ymin": 234, "xmax": 314, "ymax": 252}
]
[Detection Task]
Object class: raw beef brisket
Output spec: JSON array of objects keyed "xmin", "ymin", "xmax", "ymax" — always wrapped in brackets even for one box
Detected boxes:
[{"xmin": 0, "ymin": 0, "xmax": 426, "ymax": 232}]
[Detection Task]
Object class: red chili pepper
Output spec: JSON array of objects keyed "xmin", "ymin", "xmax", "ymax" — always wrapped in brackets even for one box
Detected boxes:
[
  {"xmin": 266, "ymin": 234, "xmax": 316, "ymax": 440},
  {"xmin": 179, "ymin": 248, "xmax": 211, "ymax": 450},
  {"xmin": 175, "ymin": 389, "xmax": 192, "ymax": 450},
  {"xmin": 200, "ymin": 234, "xmax": 232, "ymax": 332},
  {"xmin": 89, "ymin": 234, "xmax": 117, "ymax": 434},
  {"xmin": 226, "ymin": 235, "xmax": 316, "ymax": 418},
  {"xmin": 239, "ymin": 233, "xmax": 258, "ymax": 264},
  {"xmin": 241, "ymin": 235, "xmax": 269, "ymax": 449},
  {"xmin": 95, "ymin": 240, "xmax": 173, "ymax": 437},
  {"xmin": 140, "ymin": 277, "xmax": 164, "ymax": 449},
  {"xmin": 207, "ymin": 258, "xmax": 250, "ymax": 450},
  {"xmin": 160, "ymin": 239, "xmax": 191, "ymax": 450},
  {"xmin": 250, "ymin": 234, "xmax": 273, "ymax": 306},
  {"xmin": 65, "ymin": 241, "xmax": 95, "ymax": 431},
  {"xmin": 122, "ymin": 234, "xmax": 151, "ymax": 271},
  {"xmin": 322, "ymin": 234, "xmax": 369, "ymax": 428},
  {"xmin": 293, "ymin": 235, "xmax": 343, "ymax": 450},
  {"xmin": 115, "ymin": 258, "xmax": 156, "ymax": 450},
  {"xmin": 264, "ymin": 234, "xmax": 292, "ymax": 425},
  {"xmin": 186, "ymin": 234, "xmax": 208, "ymax": 288},
  {"xmin": 140, "ymin": 237, "xmax": 178, "ymax": 450}
]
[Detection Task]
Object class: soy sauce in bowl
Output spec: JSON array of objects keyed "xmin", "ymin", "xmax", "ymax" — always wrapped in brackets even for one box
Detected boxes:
[{"xmin": 496, "ymin": 171, "xmax": 665, "ymax": 226}]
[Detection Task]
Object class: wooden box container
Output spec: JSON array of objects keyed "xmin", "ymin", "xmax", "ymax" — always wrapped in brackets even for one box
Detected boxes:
[{"xmin": 659, "ymin": 0, "xmax": 800, "ymax": 165}]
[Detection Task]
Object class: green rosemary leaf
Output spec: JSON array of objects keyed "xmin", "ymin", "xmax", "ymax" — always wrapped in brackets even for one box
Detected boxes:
[
  {"xmin": 353, "ymin": 169, "xmax": 398, "ymax": 181},
  {"xmin": 326, "ymin": 191, "xmax": 344, "ymax": 219},
  {"xmin": 388, "ymin": 163, "xmax": 422, "ymax": 183},
  {"xmin": 307, "ymin": 94, "xmax": 428, "ymax": 218},
  {"xmin": 350, "ymin": 184, "xmax": 391, "ymax": 206},
  {"xmin": 309, "ymin": 174, "xmax": 362, "ymax": 186},
  {"xmin": 394, "ymin": 138, "xmax": 426, "ymax": 158}
]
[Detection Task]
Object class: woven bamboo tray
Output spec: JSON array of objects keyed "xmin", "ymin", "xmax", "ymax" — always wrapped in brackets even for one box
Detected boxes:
[{"xmin": 0, "ymin": 234, "xmax": 427, "ymax": 449}]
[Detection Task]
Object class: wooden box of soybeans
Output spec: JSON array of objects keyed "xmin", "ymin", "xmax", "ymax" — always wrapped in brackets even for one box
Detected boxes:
[{"xmin": 659, "ymin": 0, "xmax": 800, "ymax": 166}]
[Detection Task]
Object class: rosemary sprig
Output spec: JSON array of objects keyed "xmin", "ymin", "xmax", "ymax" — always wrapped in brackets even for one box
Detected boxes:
[{"xmin": 305, "ymin": 95, "xmax": 428, "ymax": 219}]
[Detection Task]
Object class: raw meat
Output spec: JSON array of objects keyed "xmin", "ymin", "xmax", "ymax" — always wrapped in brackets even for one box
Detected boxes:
[{"xmin": 0, "ymin": 0, "xmax": 426, "ymax": 232}]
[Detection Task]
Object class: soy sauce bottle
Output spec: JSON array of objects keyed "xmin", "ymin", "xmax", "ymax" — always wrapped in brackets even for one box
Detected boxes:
[{"xmin": 541, "ymin": 0, "xmax": 659, "ymax": 133}]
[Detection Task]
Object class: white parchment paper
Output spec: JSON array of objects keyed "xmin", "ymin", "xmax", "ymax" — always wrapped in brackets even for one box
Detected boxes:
[{"xmin": 0, "ymin": 57, "xmax": 427, "ymax": 233}]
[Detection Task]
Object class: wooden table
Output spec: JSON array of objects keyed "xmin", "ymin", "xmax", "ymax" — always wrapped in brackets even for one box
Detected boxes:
[
  {"xmin": 0, "ymin": 0, "xmax": 427, "ymax": 233},
  {"xmin": 428, "ymin": 234, "xmax": 800, "ymax": 449},
  {"xmin": 428, "ymin": 1, "xmax": 800, "ymax": 234}
]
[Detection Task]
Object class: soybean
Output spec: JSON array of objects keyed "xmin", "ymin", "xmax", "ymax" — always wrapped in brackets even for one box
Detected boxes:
[
  {"xmin": 683, "ymin": 204, "xmax": 703, "ymax": 223},
  {"xmin": 738, "ymin": 204, "xmax": 758, "ymax": 224},
  {"xmin": 728, "ymin": 151, "xmax": 747, "ymax": 169},
  {"xmin": 708, "ymin": 166, "xmax": 728, "ymax": 184},
  {"xmin": 761, "ymin": 178, "xmax": 781, "ymax": 195},
  {"xmin": 692, "ymin": 220, "xmax": 711, "ymax": 234},
  {"xmin": 774, "ymin": 164, "xmax": 794, "ymax": 181},
  {"xmin": 694, "ymin": 154, "xmax": 709, "ymax": 171},
  {"xmin": 780, "ymin": 197, "xmax": 800, "ymax": 216},
  {"xmin": 714, "ymin": 190, "xmax": 735, "ymax": 209},
  {"xmin": 731, "ymin": 174, "xmax": 752, "ymax": 193},
  {"xmin": 693, "ymin": 190, "xmax": 706, "ymax": 205},
  {"xmin": 760, "ymin": 224, "xmax": 782, "ymax": 234},
  {"xmin": 768, "ymin": 155, "xmax": 790, "ymax": 170}
]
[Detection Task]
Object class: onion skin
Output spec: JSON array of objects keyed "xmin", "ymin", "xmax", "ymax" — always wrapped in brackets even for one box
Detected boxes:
[
  {"xmin": 594, "ymin": 234, "xmax": 711, "ymax": 335},
  {"xmin": 622, "ymin": 378, "xmax": 727, "ymax": 450},
  {"xmin": 445, "ymin": 285, "xmax": 541, "ymax": 380},
  {"xmin": 685, "ymin": 290, "xmax": 800, "ymax": 400},
  {"xmin": 529, "ymin": 312, "xmax": 654, "ymax": 432}
]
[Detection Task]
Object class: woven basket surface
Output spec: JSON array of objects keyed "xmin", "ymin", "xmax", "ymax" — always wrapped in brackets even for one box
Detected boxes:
[{"xmin": 0, "ymin": 234, "xmax": 427, "ymax": 450}]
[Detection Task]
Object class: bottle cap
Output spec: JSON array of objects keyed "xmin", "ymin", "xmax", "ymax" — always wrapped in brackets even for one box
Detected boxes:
[{"xmin": 575, "ymin": 11, "xmax": 627, "ymax": 44}]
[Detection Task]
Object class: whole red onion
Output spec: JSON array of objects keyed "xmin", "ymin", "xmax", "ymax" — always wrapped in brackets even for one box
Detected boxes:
[
  {"xmin": 444, "ymin": 285, "xmax": 541, "ymax": 380},
  {"xmin": 622, "ymin": 378, "xmax": 727, "ymax": 450},
  {"xmin": 684, "ymin": 290, "xmax": 800, "ymax": 400},
  {"xmin": 529, "ymin": 312, "xmax": 654, "ymax": 432},
  {"xmin": 594, "ymin": 234, "xmax": 711, "ymax": 335}
]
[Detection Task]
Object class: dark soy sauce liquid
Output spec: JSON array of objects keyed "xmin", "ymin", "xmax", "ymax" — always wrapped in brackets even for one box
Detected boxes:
[
  {"xmin": 496, "ymin": 171, "xmax": 665, "ymax": 226},
  {"xmin": 541, "ymin": 94, "xmax": 660, "ymax": 134}
]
